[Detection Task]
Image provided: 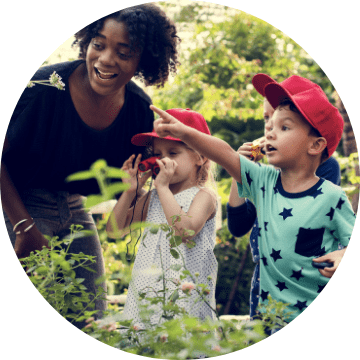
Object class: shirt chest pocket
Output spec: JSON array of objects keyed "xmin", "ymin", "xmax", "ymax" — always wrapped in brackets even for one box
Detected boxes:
[{"xmin": 294, "ymin": 227, "xmax": 326, "ymax": 257}]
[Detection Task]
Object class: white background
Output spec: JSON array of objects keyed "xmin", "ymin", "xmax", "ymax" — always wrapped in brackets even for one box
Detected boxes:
[{"xmin": 1, "ymin": 1, "xmax": 359, "ymax": 359}]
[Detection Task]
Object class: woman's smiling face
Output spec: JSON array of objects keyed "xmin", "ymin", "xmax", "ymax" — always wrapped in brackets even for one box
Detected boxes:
[{"xmin": 85, "ymin": 18, "xmax": 141, "ymax": 97}]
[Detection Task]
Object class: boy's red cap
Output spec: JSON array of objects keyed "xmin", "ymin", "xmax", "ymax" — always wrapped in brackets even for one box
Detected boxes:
[
  {"xmin": 252, "ymin": 74, "xmax": 344, "ymax": 158},
  {"xmin": 131, "ymin": 108, "xmax": 211, "ymax": 146},
  {"xmin": 252, "ymin": 73, "xmax": 319, "ymax": 97}
]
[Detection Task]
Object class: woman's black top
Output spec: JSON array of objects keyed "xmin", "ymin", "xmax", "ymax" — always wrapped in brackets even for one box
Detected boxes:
[{"xmin": 3, "ymin": 60, "xmax": 154, "ymax": 196}]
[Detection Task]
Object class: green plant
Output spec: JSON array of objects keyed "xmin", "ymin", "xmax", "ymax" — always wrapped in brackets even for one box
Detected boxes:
[
  {"xmin": 27, "ymin": 70, "xmax": 65, "ymax": 90},
  {"xmin": 20, "ymin": 225, "xmax": 106, "ymax": 324}
]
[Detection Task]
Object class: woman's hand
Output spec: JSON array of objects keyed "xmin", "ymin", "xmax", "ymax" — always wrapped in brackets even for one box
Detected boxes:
[
  {"xmin": 312, "ymin": 247, "xmax": 347, "ymax": 278},
  {"xmin": 122, "ymin": 154, "xmax": 152, "ymax": 194},
  {"xmin": 151, "ymin": 105, "xmax": 187, "ymax": 139},
  {"xmin": 15, "ymin": 225, "xmax": 49, "ymax": 259},
  {"xmin": 154, "ymin": 157, "xmax": 178, "ymax": 189}
]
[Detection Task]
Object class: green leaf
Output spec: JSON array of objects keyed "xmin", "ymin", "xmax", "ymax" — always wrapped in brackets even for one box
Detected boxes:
[
  {"xmin": 90, "ymin": 159, "xmax": 107, "ymax": 170},
  {"xmin": 174, "ymin": 236, "xmax": 183, "ymax": 246},
  {"xmin": 170, "ymin": 264, "xmax": 182, "ymax": 271},
  {"xmin": 150, "ymin": 225, "xmax": 160, "ymax": 234},
  {"xmin": 106, "ymin": 182, "xmax": 130, "ymax": 197},
  {"xmin": 170, "ymin": 249, "xmax": 180, "ymax": 259},
  {"xmin": 186, "ymin": 240, "xmax": 196, "ymax": 249},
  {"xmin": 106, "ymin": 167, "xmax": 130, "ymax": 179},
  {"xmin": 65, "ymin": 170, "xmax": 95, "ymax": 182},
  {"xmin": 169, "ymin": 289, "xmax": 180, "ymax": 303},
  {"xmin": 84, "ymin": 195, "xmax": 105, "ymax": 208}
]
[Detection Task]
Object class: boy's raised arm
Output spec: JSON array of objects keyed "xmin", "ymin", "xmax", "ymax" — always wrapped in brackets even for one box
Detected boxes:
[{"xmin": 151, "ymin": 105, "xmax": 242, "ymax": 184}]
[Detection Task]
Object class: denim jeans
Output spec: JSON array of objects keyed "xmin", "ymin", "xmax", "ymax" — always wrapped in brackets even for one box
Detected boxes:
[{"xmin": 4, "ymin": 188, "xmax": 107, "ymax": 329}]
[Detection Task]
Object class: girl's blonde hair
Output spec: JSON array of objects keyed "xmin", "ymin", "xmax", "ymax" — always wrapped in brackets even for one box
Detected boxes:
[{"xmin": 185, "ymin": 145, "xmax": 218, "ymax": 202}]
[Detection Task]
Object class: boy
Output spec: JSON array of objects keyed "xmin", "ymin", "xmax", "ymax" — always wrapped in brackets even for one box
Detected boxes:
[
  {"xmin": 150, "ymin": 75, "xmax": 355, "ymax": 324},
  {"xmin": 226, "ymin": 74, "xmax": 342, "ymax": 321}
]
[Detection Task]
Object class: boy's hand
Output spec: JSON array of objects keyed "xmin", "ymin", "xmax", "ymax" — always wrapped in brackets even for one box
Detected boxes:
[
  {"xmin": 122, "ymin": 154, "xmax": 152, "ymax": 194},
  {"xmin": 151, "ymin": 105, "xmax": 187, "ymax": 139},
  {"xmin": 237, "ymin": 140, "xmax": 265, "ymax": 162},
  {"xmin": 154, "ymin": 157, "xmax": 178, "ymax": 189},
  {"xmin": 312, "ymin": 247, "xmax": 346, "ymax": 278},
  {"xmin": 237, "ymin": 143, "xmax": 255, "ymax": 160}
]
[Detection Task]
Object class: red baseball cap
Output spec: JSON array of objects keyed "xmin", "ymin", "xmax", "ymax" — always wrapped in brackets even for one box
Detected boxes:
[
  {"xmin": 131, "ymin": 108, "xmax": 211, "ymax": 146},
  {"xmin": 252, "ymin": 73, "xmax": 320, "ymax": 97},
  {"xmin": 252, "ymin": 74, "xmax": 344, "ymax": 158}
]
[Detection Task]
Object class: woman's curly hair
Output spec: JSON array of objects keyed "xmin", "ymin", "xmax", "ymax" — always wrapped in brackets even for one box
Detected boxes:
[{"xmin": 72, "ymin": 3, "xmax": 180, "ymax": 87}]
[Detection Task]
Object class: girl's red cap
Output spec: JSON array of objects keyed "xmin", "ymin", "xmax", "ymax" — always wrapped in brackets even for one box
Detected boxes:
[{"xmin": 131, "ymin": 108, "xmax": 211, "ymax": 146}]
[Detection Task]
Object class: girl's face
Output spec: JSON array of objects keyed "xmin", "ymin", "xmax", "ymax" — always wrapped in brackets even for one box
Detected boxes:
[
  {"xmin": 85, "ymin": 18, "xmax": 141, "ymax": 97},
  {"xmin": 153, "ymin": 138, "xmax": 203, "ymax": 191},
  {"xmin": 263, "ymin": 98, "xmax": 275, "ymax": 132}
]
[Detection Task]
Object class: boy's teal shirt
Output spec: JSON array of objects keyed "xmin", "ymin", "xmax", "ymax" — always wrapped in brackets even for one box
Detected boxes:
[{"xmin": 237, "ymin": 155, "xmax": 355, "ymax": 322}]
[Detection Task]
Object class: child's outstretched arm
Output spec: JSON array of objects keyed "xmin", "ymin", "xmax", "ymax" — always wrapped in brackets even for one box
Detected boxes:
[
  {"xmin": 106, "ymin": 154, "xmax": 152, "ymax": 238},
  {"xmin": 151, "ymin": 105, "xmax": 242, "ymax": 184}
]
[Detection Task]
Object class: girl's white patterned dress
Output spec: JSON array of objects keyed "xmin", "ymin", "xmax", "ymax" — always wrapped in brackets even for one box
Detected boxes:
[{"xmin": 122, "ymin": 186, "xmax": 218, "ymax": 327}]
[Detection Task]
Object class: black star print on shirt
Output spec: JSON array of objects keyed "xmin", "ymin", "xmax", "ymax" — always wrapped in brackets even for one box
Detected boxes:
[
  {"xmin": 264, "ymin": 222, "xmax": 268, "ymax": 231},
  {"xmin": 270, "ymin": 248, "xmax": 282, "ymax": 262},
  {"xmin": 311, "ymin": 188, "xmax": 323, "ymax": 199},
  {"xmin": 274, "ymin": 186, "xmax": 279, "ymax": 195},
  {"xmin": 246, "ymin": 171, "xmax": 253, "ymax": 187},
  {"xmin": 275, "ymin": 281, "xmax": 288, "ymax": 292},
  {"xmin": 261, "ymin": 256, "xmax": 268, "ymax": 266},
  {"xmin": 260, "ymin": 290, "xmax": 269, "ymax": 302},
  {"xmin": 261, "ymin": 186, "xmax": 266, "ymax": 198},
  {"xmin": 326, "ymin": 207, "xmax": 335, "ymax": 221},
  {"xmin": 279, "ymin": 208, "xmax": 293, "ymax": 220},
  {"xmin": 258, "ymin": 227, "xmax": 262, "ymax": 237},
  {"xmin": 294, "ymin": 300, "xmax": 308, "ymax": 311},
  {"xmin": 290, "ymin": 268, "xmax": 304, "ymax": 281},
  {"xmin": 317, "ymin": 284, "xmax": 326, "ymax": 293},
  {"xmin": 336, "ymin": 198, "xmax": 345, "ymax": 210}
]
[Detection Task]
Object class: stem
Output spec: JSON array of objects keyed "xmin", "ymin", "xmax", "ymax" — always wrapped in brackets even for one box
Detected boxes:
[
  {"xmin": 158, "ymin": 245, "xmax": 167, "ymax": 323},
  {"xmin": 174, "ymin": 240, "xmax": 218, "ymax": 318}
]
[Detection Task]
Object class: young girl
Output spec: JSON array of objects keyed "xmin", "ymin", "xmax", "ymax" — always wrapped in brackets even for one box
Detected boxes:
[{"xmin": 106, "ymin": 108, "xmax": 218, "ymax": 327}]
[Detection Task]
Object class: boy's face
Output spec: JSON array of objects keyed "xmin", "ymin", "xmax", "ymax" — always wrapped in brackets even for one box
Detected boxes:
[{"xmin": 264, "ymin": 105, "xmax": 313, "ymax": 169}]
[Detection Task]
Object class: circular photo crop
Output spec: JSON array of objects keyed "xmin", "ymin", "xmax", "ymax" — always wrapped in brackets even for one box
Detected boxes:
[{"xmin": 1, "ymin": 1, "xmax": 358, "ymax": 359}]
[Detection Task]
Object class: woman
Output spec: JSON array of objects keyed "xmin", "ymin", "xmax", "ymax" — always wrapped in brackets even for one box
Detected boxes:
[{"xmin": 1, "ymin": 3, "xmax": 180, "ymax": 329}]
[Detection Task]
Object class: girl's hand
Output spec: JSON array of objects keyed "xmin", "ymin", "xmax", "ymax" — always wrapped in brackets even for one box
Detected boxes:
[
  {"xmin": 312, "ymin": 247, "xmax": 346, "ymax": 278},
  {"xmin": 151, "ymin": 105, "xmax": 187, "ymax": 139},
  {"xmin": 122, "ymin": 154, "xmax": 152, "ymax": 194},
  {"xmin": 154, "ymin": 157, "xmax": 178, "ymax": 189}
]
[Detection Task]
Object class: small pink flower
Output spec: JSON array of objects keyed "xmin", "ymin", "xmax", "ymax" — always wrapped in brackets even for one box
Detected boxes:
[
  {"xmin": 84, "ymin": 323, "xmax": 93, "ymax": 329},
  {"xmin": 181, "ymin": 282, "xmax": 195, "ymax": 294},
  {"xmin": 160, "ymin": 334, "xmax": 168, "ymax": 342},
  {"xmin": 85, "ymin": 317, "xmax": 95, "ymax": 323},
  {"xmin": 213, "ymin": 345, "xmax": 221, "ymax": 352},
  {"xmin": 132, "ymin": 325, "xmax": 140, "ymax": 331}
]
